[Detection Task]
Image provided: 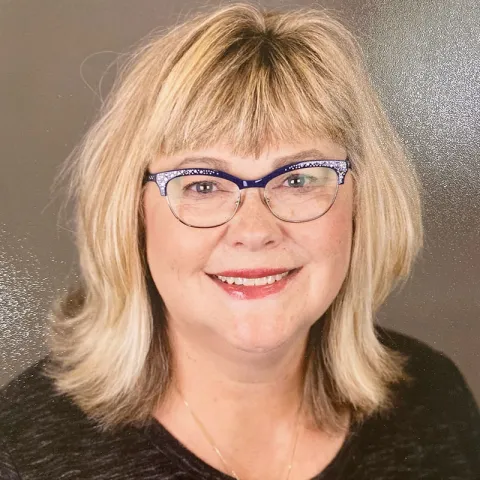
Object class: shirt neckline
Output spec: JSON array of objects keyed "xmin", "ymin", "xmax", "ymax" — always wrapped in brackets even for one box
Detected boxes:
[{"xmin": 142, "ymin": 413, "xmax": 363, "ymax": 479}]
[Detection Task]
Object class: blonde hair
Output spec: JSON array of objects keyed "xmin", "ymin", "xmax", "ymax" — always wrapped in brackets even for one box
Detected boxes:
[{"xmin": 45, "ymin": 2, "xmax": 423, "ymax": 433}]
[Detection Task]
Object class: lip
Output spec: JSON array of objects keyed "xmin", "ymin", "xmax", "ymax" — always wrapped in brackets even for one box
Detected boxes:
[
  {"xmin": 210, "ymin": 268, "xmax": 293, "ymax": 278},
  {"xmin": 207, "ymin": 268, "xmax": 301, "ymax": 300}
]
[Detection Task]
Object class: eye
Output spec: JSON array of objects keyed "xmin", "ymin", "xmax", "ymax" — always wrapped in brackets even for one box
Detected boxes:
[
  {"xmin": 184, "ymin": 181, "xmax": 218, "ymax": 194},
  {"xmin": 283, "ymin": 174, "xmax": 311, "ymax": 187}
]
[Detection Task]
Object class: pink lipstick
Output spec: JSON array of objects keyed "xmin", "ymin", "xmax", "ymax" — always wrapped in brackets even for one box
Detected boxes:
[{"xmin": 207, "ymin": 268, "xmax": 301, "ymax": 300}]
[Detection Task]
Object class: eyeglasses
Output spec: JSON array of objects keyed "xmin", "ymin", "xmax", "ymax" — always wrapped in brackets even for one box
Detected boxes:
[{"xmin": 144, "ymin": 159, "xmax": 350, "ymax": 228}]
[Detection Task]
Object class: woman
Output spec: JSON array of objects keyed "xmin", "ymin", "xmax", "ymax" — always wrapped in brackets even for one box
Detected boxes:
[{"xmin": 0, "ymin": 3, "xmax": 478, "ymax": 479}]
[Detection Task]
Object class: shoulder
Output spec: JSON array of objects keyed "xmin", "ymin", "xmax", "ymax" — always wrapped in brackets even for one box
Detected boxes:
[
  {"xmin": 0, "ymin": 357, "xmax": 161, "ymax": 478},
  {"xmin": 371, "ymin": 327, "xmax": 480, "ymax": 471},
  {"xmin": 375, "ymin": 326, "xmax": 478, "ymax": 411},
  {"xmin": 0, "ymin": 356, "xmax": 73, "ymax": 478},
  {"xmin": 0, "ymin": 356, "xmax": 89, "ymax": 456},
  {"xmin": 375, "ymin": 326, "xmax": 475, "ymax": 396},
  {"xmin": 0, "ymin": 356, "xmax": 78, "ymax": 428},
  {"xmin": 0, "ymin": 357, "xmax": 99, "ymax": 475},
  {"xmin": 376, "ymin": 325, "xmax": 450, "ymax": 362}
]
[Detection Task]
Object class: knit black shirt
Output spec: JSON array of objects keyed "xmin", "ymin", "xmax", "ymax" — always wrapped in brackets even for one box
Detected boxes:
[{"xmin": 1, "ymin": 328, "xmax": 479, "ymax": 479}]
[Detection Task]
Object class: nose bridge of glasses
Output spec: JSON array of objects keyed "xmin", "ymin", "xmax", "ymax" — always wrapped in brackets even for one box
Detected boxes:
[{"xmin": 237, "ymin": 184, "xmax": 271, "ymax": 216}]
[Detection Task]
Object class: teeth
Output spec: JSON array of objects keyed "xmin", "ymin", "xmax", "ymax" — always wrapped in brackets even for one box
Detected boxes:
[{"xmin": 215, "ymin": 271, "xmax": 291, "ymax": 286}]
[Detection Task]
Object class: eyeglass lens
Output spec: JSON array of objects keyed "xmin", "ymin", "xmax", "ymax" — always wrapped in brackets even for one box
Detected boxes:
[{"xmin": 166, "ymin": 166, "xmax": 339, "ymax": 227}]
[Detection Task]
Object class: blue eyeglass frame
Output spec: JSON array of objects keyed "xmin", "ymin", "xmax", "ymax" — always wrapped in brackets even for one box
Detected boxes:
[
  {"xmin": 143, "ymin": 159, "xmax": 351, "ymax": 196},
  {"xmin": 143, "ymin": 158, "xmax": 351, "ymax": 227}
]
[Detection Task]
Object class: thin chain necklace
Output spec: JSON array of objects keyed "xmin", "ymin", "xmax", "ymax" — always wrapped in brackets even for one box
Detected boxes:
[{"xmin": 176, "ymin": 385, "xmax": 304, "ymax": 480}]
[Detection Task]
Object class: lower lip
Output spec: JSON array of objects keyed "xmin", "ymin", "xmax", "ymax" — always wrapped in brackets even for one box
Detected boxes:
[{"xmin": 208, "ymin": 269, "xmax": 301, "ymax": 300}]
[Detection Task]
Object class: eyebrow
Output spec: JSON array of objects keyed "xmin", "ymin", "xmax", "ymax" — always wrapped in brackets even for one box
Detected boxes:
[{"xmin": 172, "ymin": 148, "xmax": 336, "ymax": 171}]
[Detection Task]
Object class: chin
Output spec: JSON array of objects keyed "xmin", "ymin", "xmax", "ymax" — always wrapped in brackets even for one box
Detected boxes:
[{"xmin": 223, "ymin": 318, "xmax": 299, "ymax": 354}]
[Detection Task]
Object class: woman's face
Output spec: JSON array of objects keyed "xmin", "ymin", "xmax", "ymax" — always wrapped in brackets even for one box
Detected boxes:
[{"xmin": 143, "ymin": 139, "xmax": 353, "ymax": 353}]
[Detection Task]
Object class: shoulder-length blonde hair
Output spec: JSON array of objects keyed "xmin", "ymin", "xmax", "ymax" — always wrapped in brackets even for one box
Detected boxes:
[{"xmin": 45, "ymin": 2, "xmax": 422, "ymax": 433}]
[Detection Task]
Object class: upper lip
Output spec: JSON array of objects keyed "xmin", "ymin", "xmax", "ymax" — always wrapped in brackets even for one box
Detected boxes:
[{"xmin": 208, "ymin": 268, "xmax": 298, "ymax": 278}]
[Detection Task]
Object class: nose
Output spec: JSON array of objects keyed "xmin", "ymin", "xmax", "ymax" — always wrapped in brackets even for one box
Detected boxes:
[{"xmin": 224, "ymin": 188, "xmax": 283, "ymax": 251}]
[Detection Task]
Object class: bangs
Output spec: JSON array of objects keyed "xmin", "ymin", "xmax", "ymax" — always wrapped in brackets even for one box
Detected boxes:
[{"xmin": 148, "ymin": 24, "xmax": 358, "ymax": 159}]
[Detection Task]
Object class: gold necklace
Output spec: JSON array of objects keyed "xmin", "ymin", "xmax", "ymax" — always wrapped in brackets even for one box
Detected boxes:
[{"xmin": 176, "ymin": 385, "xmax": 304, "ymax": 480}]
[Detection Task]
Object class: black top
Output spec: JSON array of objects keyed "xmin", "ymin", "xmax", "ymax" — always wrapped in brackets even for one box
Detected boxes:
[{"xmin": 1, "ymin": 328, "xmax": 479, "ymax": 479}]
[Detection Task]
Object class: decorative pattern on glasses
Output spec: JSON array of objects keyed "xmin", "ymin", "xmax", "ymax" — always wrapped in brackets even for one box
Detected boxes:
[{"xmin": 144, "ymin": 159, "xmax": 351, "ymax": 228}]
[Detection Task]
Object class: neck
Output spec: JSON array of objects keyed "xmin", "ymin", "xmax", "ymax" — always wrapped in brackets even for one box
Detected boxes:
[
  {"xmin": 153, "ymin": 321, "xmax": 349, "ymax": 480},
  {"xmin": 152, "ymin": 322, "xmax": 319, "ymax": 480},
  {"xmin": 159, "ymin": 321, "xmax": 310, "ymax": 436}
]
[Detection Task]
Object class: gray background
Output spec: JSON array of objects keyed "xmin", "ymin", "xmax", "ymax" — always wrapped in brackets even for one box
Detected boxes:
[{"xmin": 1, "ymin": 0, "xmax": 479, "ymax": 402}]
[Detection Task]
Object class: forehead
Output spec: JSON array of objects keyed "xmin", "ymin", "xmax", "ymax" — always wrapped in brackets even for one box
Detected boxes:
[{"xmin": 151, "ymin": 138, "xmax": 347, "ymax": 174}]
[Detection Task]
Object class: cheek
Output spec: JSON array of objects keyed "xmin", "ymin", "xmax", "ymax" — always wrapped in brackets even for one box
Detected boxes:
[
  {"xmin": 143, "ymin": 191, "xmax": 182, "ymax": 284},
  {"xmin": 309, "ymin": 216, "xmax": 352, "ymax": 266},
  {"xmin": 298, "ymin": 190, "xmax": 353, "ymax": 283},
  {"xmin": 326, "ymin": 179, "xmax": 354, "ymax": 262},
  {"xmin": 143, "ymin": 190, "xmax": 212, "ymax": 280}
]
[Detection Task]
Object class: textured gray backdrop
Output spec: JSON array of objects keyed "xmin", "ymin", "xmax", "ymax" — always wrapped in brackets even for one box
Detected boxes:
[{"xmin": 1, "ymin": 0, "xmax": 479, "ymax": 402}]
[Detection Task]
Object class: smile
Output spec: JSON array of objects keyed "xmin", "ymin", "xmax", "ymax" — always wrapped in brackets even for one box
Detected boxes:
[
  {"xmin": 207, "ymin": 268, "xmax": 301, "ymax": 300},
  {"xmin": 215, "ymin": 271, "xmax": 290, "ymax": 286}
]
